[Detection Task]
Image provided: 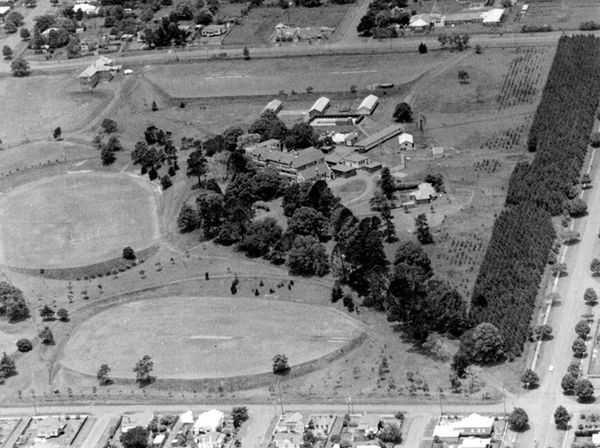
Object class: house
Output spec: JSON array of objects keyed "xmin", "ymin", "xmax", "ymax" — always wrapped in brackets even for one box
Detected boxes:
[
  {"xmin": 309, "ymin": 97, "xmax": 330, "ymax": 118},
  {"xmin": 481, "ymin": 8, "xmax": 505, "ymax": 25},
  {"xmin": 357, "ymin": 94, "xmax": 379, "ymax": 115},
  {"xmin": 275, "ymin": 24, "xmax": 298, "ymax": 42},
  {"xmin": 330, "ymin": 164, "xmax": 356, "ymax": 178},
  {"xmin": 332, "ymin": 132, "xmax": 359, "ymax": 146},
  {"xmin": 263, "ymin": 99, "xmax": 283, "ymax": 114},
  {"xmin": 35, "ymin": 417, "xmax": 67, "ymax": 439},
  {"xmin": 354, "ymin": 124, "xmax": 404, "ymax": 152},
  {"xmin": 272, "ymin": 432, "xmax": 303, "ymax": 448},
  {"xmin": 398, "ymin": 132, "xmax": 414, "ymax": 150},
  {"xmin": 41, "ymin": 26, "xmax": 62, "ymax": 37},
  {"xmin": 73, "ymin": 3, "xmax": 98, "ymax": 14},
  {"xmin": 193, "ymin": 410, "xmax": 225, "ymax": 434},
  {"xmin": 122, "ymin": 411, "xmax": 153, "ymax": 433},
  {"xmin": 0, "ymin": 4, "xmax": 11, "ymax": 18},
  {"xmin": 153, "ymin": 434, "xmax": 166, "ymax": 446},
  {"xmin": 245, "ymin": 138, "xmax": 281, "ymax": 153},
  {"xmin": 409, "ymin": 182, "xmax": 437, "ymax": 204},
  {"xmin": 200, "ymin": 24, "xmax": 227, "ymax": 37},
  {"xmin": 197, "ymin": 431, "xmax": 226, "ymax": 448},
  {"xmin": 342, "ymin": 153, "xmax": 380, "ymax": 171},
  {"xmin": 77, "ymin": 56, "xmax": 122, "ymax": 88},
  {"xmin": 249, "ymin": 147, "xmax": 331, "ymax": 183},
  {"xmin": 180, "ymin": 411, "xmax": 194, "ymax": 425},
  {"xmin": 408, "ymin": 18, "xmax": 429, "ymax": 31},
  {"xmin": 443, "ymin": 10, "xmax": 485, "ymax": 25},
  {"xmin": 433, "ymin": 414, "xmax": 495, "ymax": 443},
  {"xmin": 276, "ymin": 412, "xmax": 304, "ymax": 434}
]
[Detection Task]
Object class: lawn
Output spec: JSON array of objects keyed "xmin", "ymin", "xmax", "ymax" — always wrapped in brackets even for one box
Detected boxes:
[
  {"xmin": 60, "ymin": 295, "xmax": 364, "ymax": 378},
  {"xmin": 0, "ymin": 172, "xmax": 160, "ymax": 269}
]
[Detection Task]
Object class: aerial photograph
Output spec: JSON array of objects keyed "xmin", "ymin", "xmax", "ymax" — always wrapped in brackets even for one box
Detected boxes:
[{"xmin": 0, "ymin": 0, "xmax": 598, "ymax": 445}]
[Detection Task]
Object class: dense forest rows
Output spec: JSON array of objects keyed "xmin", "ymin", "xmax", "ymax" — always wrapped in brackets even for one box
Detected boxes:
[{"xmin": 469, "ymin": 36, "xmax": 600, "ymax": 356}]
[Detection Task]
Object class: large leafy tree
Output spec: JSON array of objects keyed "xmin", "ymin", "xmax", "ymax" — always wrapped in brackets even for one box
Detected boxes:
[
  {"xmin": 120, "ymin": 426, "xmax": 149, "ymax": 448},
  {"xmin": 239, "ymin": 218, "xmax": 283, "ymax": 258},
  {"xmin": 287, "ymin": 236, "xmax": 329, "ymax": 276},
  {"xmin": 249, "ymin": 111, "xmax": 288, "ymax": 141},
  {"xmin": 288, "ymin": 207, "xmax": 328, "ymax": 240},
  {"xmin": 133, "ymin": 355, "xmax": 154, "ymax": 386},
  {"xmin": 186, "ymin": 148, "xmax": 208, "ymax": 187},
  {"xmin": 469, "ymin": 323, "xmax": 505, "ymax": 364}
]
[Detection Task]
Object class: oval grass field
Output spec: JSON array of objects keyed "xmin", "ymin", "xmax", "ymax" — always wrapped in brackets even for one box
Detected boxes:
[
  {"xmin": 60, "ymin": 296, "xmax": 364, "ymax": 379},
  {"xmin": 0, "ymin": 172, "xmax": 160, "ymax": 269}
]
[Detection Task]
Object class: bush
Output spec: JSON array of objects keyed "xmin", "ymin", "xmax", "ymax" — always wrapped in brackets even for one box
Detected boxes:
[
  {"xmin": 16, "ymin": 338, "xmax": 32, "ymax": 352},
  {"xmin": 122, "ymin": 247, "xmax": 136, "ymax": 260}
]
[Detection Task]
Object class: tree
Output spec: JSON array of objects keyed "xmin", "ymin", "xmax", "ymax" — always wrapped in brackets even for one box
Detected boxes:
[
  {"xmin": 133, "ymin": 355, "xmax": 154, "ymax": 385},
  {"xmin": 561, "ymin": 229, "xmax": 580, "ymax": 244},
  {"xmin": 120, "ymin": 426, "xmax": 149, "ymax": 448},
  {"xmin": 40, "ymin": 305, "xmax": 55, "ymax": 321},
  {"xmin": 585, "ymin": 287, "xmax": 598, "ymax": 305},
  {"xmin": 357, "ymin": 13, "xmax": 376, "ymax": 36},
  {"xmin": 232, "ymin": 406, "xmax": 249, "ymax": 429},
  {"xmin": 272, "ymin": 354, "xmax": 289, "ymax": 374},
  {"xmin": 508, "ymin": 408, "xmax": 529, "ymax": 431},
  {"xmin": 101, "ymin": 118, "xmax": 117, "ymax": 133},
  {"xmin": 57, "ymin": 308, "xmax": 69, "ymax": 322},
  {"xmin": 554, "ymin": 406, "xmax": 570, "ymax": 430},
  {"xmin": 177, "ymin": 204, "xmax": 201, "ymax": 233},
  {"xmin": 243, "ymin": 46, "xmax": 250, "ymax": 60},
  {"xmin": 285, "ymin": 123, "xmax": 318, "ymax": 149},
  {"xmin": 378, "ymin": 423, "xmax": 403, "ymax": 443},
  {"xmin": 122, "ymin": 247, "xmax": 136, "ymax": 260},
  {"xmin": 534, "ymin": 324, "xmax": 552, "ymax": 341},
  {"xmin": 152, "ymin": 101, "xmax": 158, "ymax": 111},
  {"xmin": 520, "ymin": 368, "xmax": 539, "ymax": 389},
  {"xmin": 574, "ymin": 378, "xmax": 594, "ymax": 401},
  {"xmin": 566, "ymin": 198, "xmax": 587, "ymax": 217},
  {"xmin": 2, "ymin": 45, "xmax": 12, "ymax": 60},
  {"xmin": 101, "ymin": 146, "xmax": 116, "ymax": 165},
  {"xmin": 19, "ymin": 27, "xmax": 30, "ymax": 40},
  {"xmin": 418, "ymin": 42, "xmax": 427, "ymax": 54},
  {"xmin": 0, "ymin": 282, "xmax": 29, "ymax": 322},
  {"xmin": 97, "ymin": 364, "xmax": 112, "ymax": 385},
  {"xmin": 379, "ymin": 167, "xmax": 395, "ymax": 200},
  {"xmin": 470, "ymin": 323, "xmax": 505, "ymax": 364},
  {"xmin": 393, "ymin": 102, "xmax": 413, "ymax": 123},
  {"xmin": 576, "ymin": 320, "xmax": 591, "ymax": 339},
  {"xmin": 415, "ymin": 214, "xmax": 433, "ymax": 244},
  {"xmin": 475, "ymin": 44, "xmax": 482, "ymax": 54},
  {"xmin": 331, "ymin": 282, "xmax": 344, "ymax": 303},
  {"xmin": 551, "ymin": 262, "xmax": 567, "ymax": 277},
  {"xmin": 561, "ymin": 373, "xmax": 577, "ymax": 394},
  {"xmin": 186, "ymin": 149, "xmax": 208, "ymax": 187},
  {"xmin": 287, "ymin": 236, "xmax": 329, "ymax": 276},
  {"xmin": 572, "ymin": 338, "xmax": 587, "ymax": 357},
  {"xmin": 591, "ymin": 258, "xmax": 600, "ymax": 276},
  {"xmin": 39, "ymin": 326, "xmax": 54, "ymax": 345},
  {"xmin": 380, "ymin": 202, "xmax": 397, "ymax": 242},
  {"xmin": 239, "ymin": 218, "xmax": 283, "ymax": 258},
  {"xmin": 568, "ymin": 361, "xmax": 581, "ymax": 378},
  {"xmin": 288, "ymin": 207, "xmax": 328, "ymax": 240},
  {"xmin": 16, "ymin": 338, "xmax": 32, "ymax": 352},
  {"xmin": 160, "ymin": 175, "xmax": 172, "ymax": 190},
  {"xmin": 0, "ymin": 353, "xmax": 16, "ymax": 379},
  {"xmin": 458, "ymin": 70, "xmax": 470, "ymax": 84}
]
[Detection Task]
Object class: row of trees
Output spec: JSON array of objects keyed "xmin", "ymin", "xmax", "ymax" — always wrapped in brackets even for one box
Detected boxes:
[{"xmin": 466, "ymin": 36, "xmax": 600, "ymax": 362}]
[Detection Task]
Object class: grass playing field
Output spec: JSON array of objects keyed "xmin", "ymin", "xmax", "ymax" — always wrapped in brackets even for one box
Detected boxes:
[
  {"xmin": 0, "ymin": 171, "xmax": 160, "ymax": 269},
  {"xmin": 60, "ymin": 296, "xmax": 364, "ymax": 379}
]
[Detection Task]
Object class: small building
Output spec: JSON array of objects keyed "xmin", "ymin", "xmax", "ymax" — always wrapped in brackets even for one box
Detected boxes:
[
  {"xmin": 276, "ymin": 412, "xmax": 304, "ymax": 434},
  {"xmin": 263, "ymin": 99, "xmax": 283, "ymax": 114},
  {"xmin": 245, "ymin": 138, "xmax": 281, "ymax": 153},
  {"xmin": 398, "ymin": 132, "xmax": 414, "ymax": 150},
  {"xmin": 332, "ymin": 132, "xmax": 359, "ymax": 146},
  {"xmin": 408, "ymin": 18, "xmax": 429, "ymax": 31},
  {"xmin": 443, "ymin": 10, "xmax": 485, "ymax": 25},
  {"xmin": 153, "ymin": 434, "xmax": 166, "ymax": 446},
  {"xmin": 77, "ymin": 56, "xmax": 121, "ymax": 88},
  {"xmin": 122, "ymin": 411, "xmax": 153, "ymax": 433},
  {"xmin": 180, "ymin": 411, "xmax": 195, "ymax": 425},
  {"xmin": 433, "ymin": 414, "xmax": 495, "ymax": 443},
  {"xmin": 309, "ymin": 97, "xmax": 330, "ymax": 118},
  {"xmin": 73, "ymin": 3, "xmax": 98, "ymax": 14},
  {"xmin": 0, "ymin": 5, "xmax": 10, "ymax": 18},
  {"xmin": 354, "ymin": 124, "xmax": 404, "ymax": 152},
  {"xmin": 481, "ymin": 8, "xmax": 505, "ymax": 25},
  {"xmin": 272, "ymin": 432, "xmax": 303, "ymax": 448},
  {"xmin": 330, "ymin": 164, "xmax": 356, "ymax": 178},
  {"xmin": 461, "ymin": 438, "xmax": 491, "ymax": 448},
  {"xmin": 197, "ymin": 431, "xmax": 226, "ymax": 448},
  {"xmin": 357, "ymin": 94, "xmax": 379, "ymax": 115},
  {"xmin": 41, "ymin": 26, "xmax": 62, "ymax": 37},
  {"xmin": 409, "ymin": 182, "xmax": 437, "ymax": 204},
  {"xmin": 200, "ymin": 24, "xmax": 227, "ymax": 37},
  {"xmin": 193, "ymin": 409, "xmax": 225, "ymax": 434}
]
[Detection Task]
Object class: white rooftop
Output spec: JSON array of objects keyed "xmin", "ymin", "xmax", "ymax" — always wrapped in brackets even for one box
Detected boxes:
[
  {"xmin": 398, "ymin": 132, "xmax": 413, "ymax": 144},
  {"xmin": 409, "ymin": 18, "xmax": 428, "ymax": 27},
  {"xmin": 461, "ymin": 438, "xmax": 491, "ymax": 448},
  {"xmin": 481, "ymin": 8, "xmax": 504, "ymax": 23}
]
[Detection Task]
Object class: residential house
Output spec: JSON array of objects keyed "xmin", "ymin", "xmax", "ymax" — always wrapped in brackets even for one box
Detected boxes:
[
  {"xmin": 309, "ymin": 97, "xmax": 330, "ymax": 118},
  {"xmin": 0, "ymin": 2, "xmax": 11, "ymax": 18},
  {"xmin": 180, "ymin": 411, "xmax": 194, "ymax": 425},
  {"xmin": 193, "ymin": 410, "xmax": 225, "ymax": 434},
  {"xmin": 77, "ymin": 56, "xmax": 121, "ymax": 88},
  {"xmin": 272, "ymin": 432, "xmax": 303, "ymax": 448},
  {"xmin": 342, "ymin": 153, "xmax": 381, "ymax": 172},
  {"xmin": 153, "ymin": 434, "xmax": 166, "ymax": 446},
  {"xmin": 409, "ymin": 182, "xmax": 437, "ymax": 204},
  {"xmin": 398, "ymin": 132, "xmax": 414, "ymax": 150},
  {"xmin": 409, "ymin": 18, "xmax": 429, "ymax": 31},
  {"xmin": 433, "ymin": 414, "xmax": 495, "ymax": 444},
  {"xmin": 245, "ymin": 139, "xmax": 281, "ymax": 153},
  {"xmin": 73, "ymin": 3, "xmax": 98, "ymax": 15},
  {"xmin": 357, "ymin": 94, "xmax": 379, "ymax": 115},
  {"xmin": 197, "ymin": 431, "xmax": 226, "ymax": 448},
  {"xmin": 122, "ymin": 411, "xmax": 153, "ymax": 433},
  {"xmin": 35, "ymin": 417, "xmax": 67, "ymax": 439},
  {"xmin": 481, "ymin": 8, "xmax": 505, "ymax": 25},
  {"xmin": 200, "ymin": 24, "xmax": 227, "ymax": 37},
  {"xmin": 276, "ymin": 412, "xmax": 304, "ymax": 434},
  {"xmin": 354, "ymin": 124, "xmax": 404, "ymax": 152}
]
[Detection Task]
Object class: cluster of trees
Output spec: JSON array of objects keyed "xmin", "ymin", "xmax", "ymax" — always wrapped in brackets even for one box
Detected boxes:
[
  {"xmin": 437, "ymin": 33, "xmax": 470, "ymax": 51},
  {"xmin": 0, "ymin": 353, "xmax": 17, "ymax": 383},
  {"xmin": 0, "ymin": 282, "xmax": 29, "ymax": 323},
  {"xmin": 94, "ymin": 123, "xmax": 123, "ymax": 166},
  {"xmin": 467, "ymin": 36, "xmax": 600, "ymax": 366},
  {"xmin": 356, "ymin": 0, "xmax": 416, "ymax": 38},
  {"xmin": 3, "ymin": 11, "xmax": 24, "ymax": 34},
  {"xmin": 29, "ymin": 14, "xmax": 74, "ymax": 50},
  {"xmin": 249, "ymin": 111, "xmax": 324, "ymax": 150},
  {"xmin": 131, "ymin": 125, "xmax": 179, "ymax": 186}
]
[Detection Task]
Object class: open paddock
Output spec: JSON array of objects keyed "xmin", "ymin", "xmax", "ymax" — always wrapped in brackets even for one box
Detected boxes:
[
  {"xmin": 60, "ymin": 296, "xmax": 365, "ymax": 379},
  {"xmin": 144, "ymin": 52, "xmax": 449, "ymax": 98}
]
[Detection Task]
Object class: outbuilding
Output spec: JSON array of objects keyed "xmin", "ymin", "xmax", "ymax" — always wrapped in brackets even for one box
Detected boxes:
[
  {"xmin": 398, "ymin": 132, "xmax": 414, "ymax": 150},
  {"xmin": 193, "ymin": 409, "xmax": 225, "ymax": 434},
  {"xmin": 309, "ymin": 97, "xmax": 330, "ymax": 117},
  {"xmin": 357, "ymin": 94, "xmax": 379, "ymax": 115},
  {"xmin": 262, "ymin": 99, "xmax": 283, "ymax": 114}
]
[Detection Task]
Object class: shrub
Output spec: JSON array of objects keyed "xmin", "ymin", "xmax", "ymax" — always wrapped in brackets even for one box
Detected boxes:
[{"xmin": 16, "ymin": 338, "xmax": 32, "ymax": 352}]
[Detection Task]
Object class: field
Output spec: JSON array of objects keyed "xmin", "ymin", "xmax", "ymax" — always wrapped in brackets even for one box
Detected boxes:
[
  {"xmin": 0, "ymin": 74, "xmax": 112, "ymax": 144},
  {"xmin": 60, "ymin": 296, "xmax": 364, "ymax": 378},
  {"xmin": 143, "ymin": 52, "xmax": 448, "ymax": 98},
  {"xmin": 222, "ymin": 4, "xmax": 353, "ymax": 46},
  {"xmin": 0, "ymin": 172, "xmax": 160, "ymax": 269}
]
